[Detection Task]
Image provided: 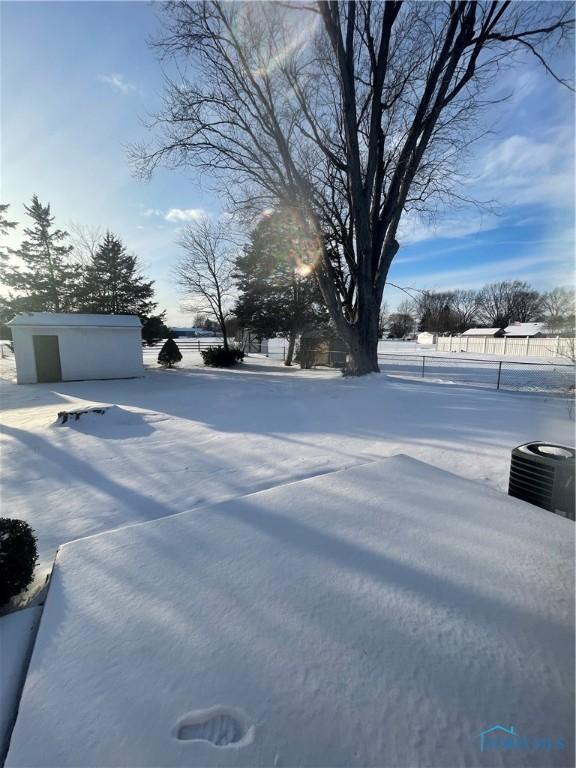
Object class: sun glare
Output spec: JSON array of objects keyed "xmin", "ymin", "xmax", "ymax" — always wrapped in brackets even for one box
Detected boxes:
[{"xmin": 295, "ymin": 263, "xmax": 313, "ymax": 277}]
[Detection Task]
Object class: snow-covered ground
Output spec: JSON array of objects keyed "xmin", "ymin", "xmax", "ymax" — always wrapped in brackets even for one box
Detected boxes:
[
  {"xmin": 0, "ymin": 607, "xmax": 41, "ymax": 761},
  {"xmin": 7, "ymin": 457, "xmax": 574, "ymax": 767},
  {"xmin": 0, "ymin": 350, "xmax": 572, "ymax": 579},
  {"xmin": 1, "ymin": 351, "xmax": 574, "ymax": 766}
]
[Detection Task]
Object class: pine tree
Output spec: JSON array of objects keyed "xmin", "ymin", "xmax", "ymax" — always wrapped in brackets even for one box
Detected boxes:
[
  {"xmin": 0, "ymin": 204, "xmax": 18, "ymax": 327},
  {"xmin": 158, "ymin": 337, "xmax": 182, "ymax": 368},
  {"xmin": 2, "ymin": 195, "xmax": 80, "ymax": 313},
  {"xmin": 0, "ymin": 204, "xmax": 17, "ymax": 254},
  {"xmin": 142, "ymin": 314, "xmax": 170, "ymax": 345},
  {"xmin": 234, "ymin": 207, "xmax": 329, "ymax": 365},
  {"xmin": 79, "ymin": 231, "xmax": 157, "ymax": 317}
]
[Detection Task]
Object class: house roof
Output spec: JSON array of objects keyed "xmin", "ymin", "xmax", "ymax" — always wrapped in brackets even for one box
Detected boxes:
[
  {"xmin": 503, "ymin": 322, "xmax": 548, "ymax": 337},
  {"xmin": 7, "ymin": 313, "xmax": 142, "ymax": 328},
  {"xmin": 462, "ymin": 327, "xmax": 501, "ymax": 336}
]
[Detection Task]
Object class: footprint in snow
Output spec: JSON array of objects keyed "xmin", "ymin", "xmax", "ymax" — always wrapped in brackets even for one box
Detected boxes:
[{"xmin": 175, "ymin": 706, "xmax": 253, "ymax": 747}]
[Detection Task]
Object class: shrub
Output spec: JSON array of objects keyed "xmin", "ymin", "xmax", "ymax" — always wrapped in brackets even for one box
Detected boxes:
[
  {"xmin": 158, "ymin": 337, "xmax": 183, "ymax": 368},
  {"xmin": 0, "ymin": 518, "xmax": 38, "ymax": 606},
  {"xmin": 200, "ymin": 346, "xmax": 244, "ymax": 367}
]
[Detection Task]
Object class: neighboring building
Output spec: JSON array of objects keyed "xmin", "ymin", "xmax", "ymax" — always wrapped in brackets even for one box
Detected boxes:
[
  {"xmin": 170, "ymin": 327, "xmax": 221, "ymax": 338},
  {"xmin": 416, "ymin": 332, "xmax": 436, "ymax": 345},
  {"xmin": 8, "ymin": 313, "xmax": 144, "ymax": 384},
  {"xmin": 461, "ymin": 327, "xmax": 504, "ymax": 337},
  {"xmin": 503, "ymin": 322, "xmax": 550, "ymax": 337},
  {"xmin": 236, "ymin": 329, "xmax": 268, "ymax": 354}
]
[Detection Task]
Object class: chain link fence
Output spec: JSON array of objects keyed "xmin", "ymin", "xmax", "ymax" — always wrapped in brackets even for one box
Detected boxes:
[
  {"xmin": 262, "ymin": 347, "xmax": 574, "ymax": 392},
  {"xmin": 376, "ymin": 353, "xmax": 575, "ymax": 393}
]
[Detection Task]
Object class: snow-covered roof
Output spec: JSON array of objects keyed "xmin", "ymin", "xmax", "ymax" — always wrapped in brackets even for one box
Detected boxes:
[
  {"xmin": 462, "ymin": 327, "xmax": 501, "ymax": 336},
  {"xmin": 8, "ymin": 456, "xmax": 573, "ymax": 767},
  {"xmin": 503, "ymin": 322, "xmax": 548, "ymax": 337},
  {"xmin": 7, "ymin": 313, "xmax": 142, "ymax": 328}
]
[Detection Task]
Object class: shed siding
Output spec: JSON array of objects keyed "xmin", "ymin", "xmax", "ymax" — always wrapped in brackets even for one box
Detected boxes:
[{"xmin": 12, "ymin": 326, "xmax": 143, "ymax": 383}]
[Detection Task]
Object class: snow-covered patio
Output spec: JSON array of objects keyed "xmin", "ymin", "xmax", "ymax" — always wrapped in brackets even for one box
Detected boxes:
[{"xmin": 6, "ymin": 456, "xmax": 574, "ymax": 767}]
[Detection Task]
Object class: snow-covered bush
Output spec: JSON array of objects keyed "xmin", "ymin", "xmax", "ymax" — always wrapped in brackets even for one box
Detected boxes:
[
  {"xmin": 201, "ymin": 346, "xmax": 244, "ymax": 367},
  {"xmin": 0, "ymin": 518, "xmax": 38, "ymax": 606}
]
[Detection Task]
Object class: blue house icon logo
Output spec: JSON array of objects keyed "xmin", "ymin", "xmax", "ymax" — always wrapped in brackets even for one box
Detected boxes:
[{"xmin": 479, "ymin": 725, "xmax": 516, "ymax": 752}]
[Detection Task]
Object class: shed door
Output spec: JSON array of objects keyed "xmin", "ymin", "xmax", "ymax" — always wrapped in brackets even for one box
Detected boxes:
[{"xmin": 33, "ymin": 335, "xmax": 62, "ymax": 382}]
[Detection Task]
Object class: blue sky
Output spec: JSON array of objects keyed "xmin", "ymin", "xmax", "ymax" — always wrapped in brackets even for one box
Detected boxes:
[{"xmin": 1, "ymin": 1, "xmax": 574, "ymax": 323}]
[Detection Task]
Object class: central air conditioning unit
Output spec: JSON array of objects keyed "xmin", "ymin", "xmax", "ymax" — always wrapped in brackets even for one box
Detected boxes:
[{"xmin": 509, "ymin": 442, "xmax": 575, "ymax": 520}]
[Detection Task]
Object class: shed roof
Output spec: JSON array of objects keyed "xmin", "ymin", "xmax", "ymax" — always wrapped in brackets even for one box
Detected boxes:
[
  {"xmin": 7, "ymin": 313, "xmax": 142, "ymax": 328},
  {"xmin": 462, "ymin": 327, "xmax": 501, "ymax": 337}
]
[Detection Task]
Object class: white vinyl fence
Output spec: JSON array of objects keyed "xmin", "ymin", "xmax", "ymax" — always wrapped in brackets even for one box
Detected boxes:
[{"xmin": 437, "ymin": 335, "xmax": 575, "ymax": 359}]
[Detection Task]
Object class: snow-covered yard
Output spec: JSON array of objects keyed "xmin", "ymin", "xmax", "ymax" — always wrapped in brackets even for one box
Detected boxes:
[
  {"xmin": 1, "ymin": 351, "xmax": 574, "ymax": 767},
  {"xmin": 0, "ymin": 350, "xmax": 572, "ymax": 578}
]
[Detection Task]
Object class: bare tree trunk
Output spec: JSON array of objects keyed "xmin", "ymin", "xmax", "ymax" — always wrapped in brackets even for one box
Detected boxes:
[
  {"xmin": 344, "ymin": 304, "xmax": 380, "ymax": 376},
  {"xmin": 285, "ymin": 329, "xmax": 297, "ymax": 366},
  {"xmin": 219, "ymin": 318, "xmax": 229, "ymax": 351}
]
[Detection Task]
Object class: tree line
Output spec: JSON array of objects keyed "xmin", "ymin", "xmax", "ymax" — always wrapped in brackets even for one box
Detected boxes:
[
  {"xmin": 0, "ymin": 198, "xmax": 168, "ymax": 343},
  {"xmin": 385, "ymin": 283, "xmax": 575, "ymax": 339},
  {"xmin": 173, "ymin": 206, "xmax": 575, "ymax": 364}
]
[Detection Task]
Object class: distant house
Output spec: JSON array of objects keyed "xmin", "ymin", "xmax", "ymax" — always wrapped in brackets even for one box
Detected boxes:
[
  {"xmin": 503, "ymin": 322, "xmax": 550, "ymax": 337},
  {"xmin": 416, "ymin": 332, "xmax": 436, "ymax": 345},
  {"xmin": 169, "ymin": 327, "xmax": 221, "ymax": 338},
  {"xmin": 8, "ymin": 313, "xmax": 144, "ymax": 384},
  {"xmin": 462, "ymin": 327, "xmax": 504, "ymax": 337}
]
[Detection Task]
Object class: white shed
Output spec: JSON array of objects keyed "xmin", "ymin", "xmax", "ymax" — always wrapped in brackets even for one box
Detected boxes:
[
  {"xmin": 416, "ymin": 332, "xmax": 436, "ymax": 345},
  {"xmin": 7, "ymin": 313, "xmax": 144, "ymax": 384}
]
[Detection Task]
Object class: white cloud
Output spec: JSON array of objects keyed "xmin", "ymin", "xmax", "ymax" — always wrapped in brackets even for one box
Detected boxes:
[
  {"xmin": 398, "ymin": 211, "xmax": 500, "ymax": 245},
  {"xmin": 474, "ymin": 133, "xmax": 574, "ymax": 210},
  {"xmin": 97, "ymin": 73, "xmax": 135, "ymax": 94},
  {"xmin": 139, "ymin": 207, "xmax": 207, "ymax": 223},
  {"xmin": 397, "ymin": 126, "xmax": 574, "ymax": 248},
  {"xmin": 164, "ymin": 208, "xmax": 205, "ymax": 223}
]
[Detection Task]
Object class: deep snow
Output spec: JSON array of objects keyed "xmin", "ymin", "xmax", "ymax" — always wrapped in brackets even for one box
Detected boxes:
[
  {"xmin": 6, "ymin": 457, "xmax": 574, "ymax": 767},
  {"xmin": 1, "ymin": 351, "xmax": 573, "ymax": 579}
]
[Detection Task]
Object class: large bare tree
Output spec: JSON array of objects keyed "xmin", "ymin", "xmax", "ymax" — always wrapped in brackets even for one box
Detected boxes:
[
  {"xmin": 175, "ymin": 217, "xmax": 236, "ymax": 349},
  {"xmin": 132, "ymin": 1, "xmax": 573, "ymax": 375}
]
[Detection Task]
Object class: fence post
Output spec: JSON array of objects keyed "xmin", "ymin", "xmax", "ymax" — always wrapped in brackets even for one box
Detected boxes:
[
  {"xmin": 496, "ymin": 361, "xmax": 502, "ymax": 390},
  {"xmin": 526, "ymin": 337, "xmax": 531, "ymax": 357},
  {"xmin": 197, "ymin": 340, "xmax": 200, "ymax": 352},
  {"xmin": 422, "ymin": 356, "xmax": 426, "ymax": 378},
  {"xmin": 503, "ymin": 335, "xmax": 507, "ymax": 356}
]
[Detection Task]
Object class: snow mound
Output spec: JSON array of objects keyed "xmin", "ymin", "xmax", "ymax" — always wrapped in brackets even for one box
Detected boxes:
[
  {"xmin": 52, "ymin": 405, "xmax": 169, "ymax": 437},
  {"xmin": 6, "ymin": 456, "xmax": 574, "ymax": 767}
]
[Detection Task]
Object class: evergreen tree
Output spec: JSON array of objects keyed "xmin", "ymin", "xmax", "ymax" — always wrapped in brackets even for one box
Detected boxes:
[
  {"xmin": 158, "ymin": 337, "xmax": 182, "ymax": 368},
  {"xmin": 234, "ymin": 208, "xmax": 329, "ymax": 365},
  {"xmin": 0, "ymin": 204, "xmax": 17, "ymax": 253},
  {"xmin": 2, "ymin": 195, "xmax": 80, "ymax": 313},
  {"xmin": 79, "ymin": 231, "xmax": 157, "ymax": 317},
  {"xmin": 142, "ymin": 314, "xmax": 170, "ymax": 345},
  {"xmin": 0, "ymin": 204, "xmax": 18, "ymax": 328}
]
